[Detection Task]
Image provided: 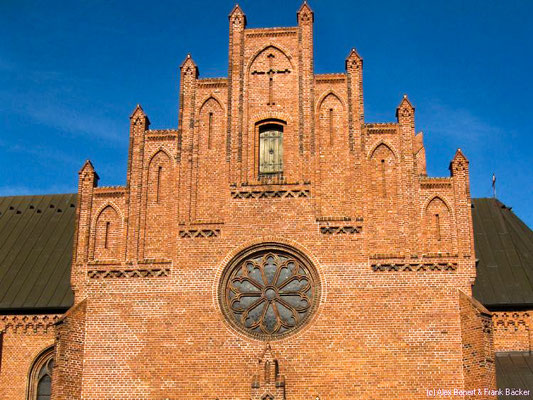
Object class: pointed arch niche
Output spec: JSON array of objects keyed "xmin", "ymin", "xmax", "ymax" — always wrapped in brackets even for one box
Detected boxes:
[
  {"xmin": 317, "ymin": 92, "xmax": 345, "ymax": 148},
  {"xmin": 422, "ymin": 196, "xmax": 454, "ymax": 254},
  {"xmin": 246, "ymin": 46, "xmax": 297, "ymax": 180},
  {"xmin": 369, "ymin": 142, "xmax": 398, "ymax": 199},
  {"xmin": 368, "ymin": 142, "xmax": 400, "ymax": 253},
  {"xmin": 194, "ymin": 96, "xmax": 226, "ymax": 221},
  {"xmin": 316, "ymin": 92, "xmax": 348, "ymax": 216},
  {"xmin": 144, "ymin": 149, "xmax": 173, "ymax": 258},
  {"xmin": 198, "ymin": 97, "xmax": 224, "ymax": 151},
  {"xmin": 247, "ymin": 45, "xmax": 294, "ymax": 109},
  {"xmin": 26, "ymin": 346, "xmax": 54, "ymax": 400},
  {"xmin": 92, "ymin": 204, "xmax": 121, "ymax": 260}
]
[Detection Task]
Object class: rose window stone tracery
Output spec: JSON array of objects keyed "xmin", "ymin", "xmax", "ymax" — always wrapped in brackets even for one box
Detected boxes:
[{"xmin": 220, "ymin": 244, "xmax": 320, "ymax": 339}]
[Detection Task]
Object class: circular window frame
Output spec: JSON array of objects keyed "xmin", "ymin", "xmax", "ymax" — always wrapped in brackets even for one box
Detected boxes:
[{"xmin": 218, "ymin": 242, "xmax": 321, "ymax": 341}]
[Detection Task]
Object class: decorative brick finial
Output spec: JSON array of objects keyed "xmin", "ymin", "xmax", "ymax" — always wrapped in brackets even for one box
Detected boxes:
[
  {"xmin": 129, "ymin": 104, "xmax": 145, "ymax": 119},
  {"xmin": 452, "ymin": 148, "xmax": 468, "ymax": 163},
  {"xmin": 345, "ymin": 48, "xmax": 363, "ymax": 70},
  {"xmin": 180, "ymin": 54, "xmax": 196, "ymax": 69},
  {"xmin": 180, "ymin": 54, "xmax": 199, "ymax": 78},
  {"xmin": 78, "ymin": 160, "xmax": 99, "ymax": 186},
  {"xmin": 129, "ymin": 104, "xmax": 150, "ymax": 128},
  {"xmin": 79, "ymin": 159, "xmax": 95, "ymax": 174},
  {"xmin": 229, "ymin": 4, "xmax": 246, "ymax": 29},
  {"xmin": 449, "ymin": 148, "xmax": 469, "ymax": 175},
  {"xmin": 396, "ymin": 94, "xmax": 415, "ymax": 122},
  {"xmin": 297, "ymin": 1, "xmax": 314, "ymax": 24}
]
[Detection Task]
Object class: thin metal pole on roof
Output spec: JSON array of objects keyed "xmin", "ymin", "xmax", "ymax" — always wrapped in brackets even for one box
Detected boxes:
[{"xmin": 492, "ymin": 173, "xmax": 496, "ymax": 199}]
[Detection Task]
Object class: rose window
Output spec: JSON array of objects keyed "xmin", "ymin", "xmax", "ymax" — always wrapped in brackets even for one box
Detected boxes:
[{"xmin": 220, "ymin": 244, "xmax": 319, "ymax": 339}]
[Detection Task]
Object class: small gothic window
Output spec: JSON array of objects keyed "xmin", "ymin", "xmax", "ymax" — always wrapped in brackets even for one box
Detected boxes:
[
  {"xmin": 259, "ymin": 123, "xmax": 283, "ymax": 175},
  {"xmin": 27, "ymin": 347, "xmax": 54, "ymax": 400}
]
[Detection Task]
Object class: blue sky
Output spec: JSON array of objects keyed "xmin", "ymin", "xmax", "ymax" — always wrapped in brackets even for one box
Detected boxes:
[{"xmin": 1, "ymin": 0, "xmax": 532, "ymax": 226}]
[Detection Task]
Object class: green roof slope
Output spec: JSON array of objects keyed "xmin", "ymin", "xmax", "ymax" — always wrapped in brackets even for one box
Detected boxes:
[
  {"xmin": 472, "ymin": 198, "xmax": 533, "ymax": 308},
  {"xmin": 496, "ymin": 352, "xmax": 533, "ymax": 398},
  {"xmin": 0, "ymin": 193, "xmax": 76, "ymax": 312}
]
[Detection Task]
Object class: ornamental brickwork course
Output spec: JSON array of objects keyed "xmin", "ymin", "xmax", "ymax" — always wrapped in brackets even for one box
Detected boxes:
[{"xmin": 2, "ymin": 3, "xmax": 500, "ymax": 400}]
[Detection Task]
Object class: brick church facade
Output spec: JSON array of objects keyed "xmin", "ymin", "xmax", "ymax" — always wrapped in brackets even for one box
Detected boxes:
[{"xmin": 4, "ymin": 3, "xmax": 533, "ymax": 399}]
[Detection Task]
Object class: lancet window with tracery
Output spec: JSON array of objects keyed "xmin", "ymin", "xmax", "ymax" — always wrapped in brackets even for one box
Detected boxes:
[{"xmin": 27, "ymin": 347, "xmax": 54, "ymax": 400}]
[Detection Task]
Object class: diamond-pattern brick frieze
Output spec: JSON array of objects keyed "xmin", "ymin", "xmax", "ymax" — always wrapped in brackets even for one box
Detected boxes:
[
  {"xmin": 371, "ymin": 262, "xmax": 458, "ymax": 272},
  {"xmin": 179, "ymin": 229, "xmax": 221, "ymax": 238},
  {"xmin": 87, "ymin": 268, "xmax": 170, "ymax": 279},
  {"xmin": 231, "ymin": 189, "xmax": 310, "ymax": 199},
  {"xmin": 319, "ymin": 225, "xmax": 362, "ymax": 234}
]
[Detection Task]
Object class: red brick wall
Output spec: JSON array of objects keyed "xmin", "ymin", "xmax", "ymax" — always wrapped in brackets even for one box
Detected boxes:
[
  {"xmin": 52, "ymin": 301, "xmax": 87, "ymax": 399},
  {"xmin": 52, "ymin": 4, "xmax": 494, "ymax": 399},
  {"xmin": 0, "ymin": 315, "xmax": 58, "ymax": 399},
  {"xmin": 460, "ymin": 292, "xmax": 496, "ymax": 399}
]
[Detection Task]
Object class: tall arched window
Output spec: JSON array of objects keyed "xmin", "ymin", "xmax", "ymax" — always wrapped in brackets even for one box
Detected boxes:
[
  {"xmin": 27, "ymin": 346, "xmax": 54, "ymax": 400},
  {"xmin": 259, "ymin": 123, "xmax": 283, "ymax": 176}
]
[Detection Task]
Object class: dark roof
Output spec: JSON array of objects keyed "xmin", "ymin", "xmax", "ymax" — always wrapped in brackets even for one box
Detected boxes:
[
  {"xmin": 0, "ymin": 194, "xmax": 76, "ymax": 312},
  {"xmin": 472, "ymin": 198, "xmax": 533, "ymax": 308},
  {"xmin": 496, "ymin": 352, "xmax": 533, "ymax": 398}
]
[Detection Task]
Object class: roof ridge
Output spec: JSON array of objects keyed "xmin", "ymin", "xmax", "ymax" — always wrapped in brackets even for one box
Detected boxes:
[{"xmin": 0, "ymin": 192, "xmax": 76, "ymax": 200}]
